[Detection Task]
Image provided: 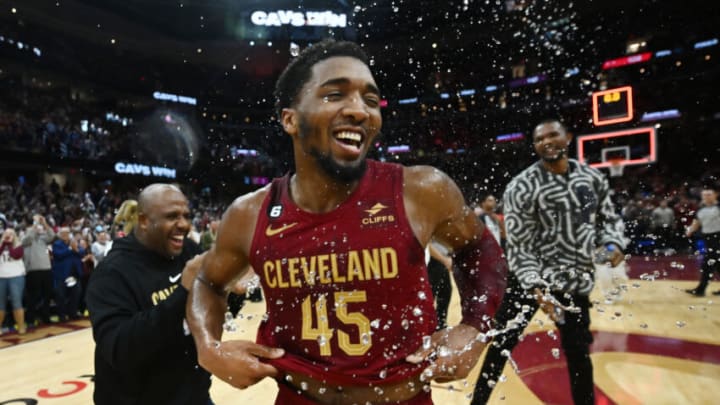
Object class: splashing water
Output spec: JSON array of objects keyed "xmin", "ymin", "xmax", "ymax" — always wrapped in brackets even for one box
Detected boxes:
[
  {"xmin": 223, "ymin": 311, "xmax": 237, "ymax": 332},
  {"xmin": 500, "ymin": 349, "xmax": 520, "ymax": 373}
]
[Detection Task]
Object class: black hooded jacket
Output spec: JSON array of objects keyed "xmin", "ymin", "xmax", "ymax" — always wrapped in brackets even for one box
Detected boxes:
[{"xmin": 87, "ymin": 234, "xmax": 210, "ymax": 404}]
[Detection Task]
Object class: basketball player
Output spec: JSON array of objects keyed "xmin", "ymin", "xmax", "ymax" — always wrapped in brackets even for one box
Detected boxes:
[
  {"xmin": 186, "ymin": 39, "xmax": 507, "ymax": 404},
  {"xmin": 472, "ymin": 119, "xmax": 626, "ymax": 405}
]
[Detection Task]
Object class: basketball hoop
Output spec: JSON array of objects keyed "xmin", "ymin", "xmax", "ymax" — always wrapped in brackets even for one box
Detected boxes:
[{"xmin": 608, "ymin": 159, "xmax": 625, "ymax": 178}]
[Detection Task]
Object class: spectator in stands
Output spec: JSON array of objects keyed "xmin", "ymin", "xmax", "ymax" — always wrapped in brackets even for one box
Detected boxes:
[
  {"xmin": 51, "ymin": 227, "xmax": 82, "ymax": 321},
  {"xmin": 22, "ymin": 214, "xmax": 55, "ymax": 325},
  {"xmin": 651, "ymin": 199, "xmax": 676, "ymax": 252},
  {"xmin": 199, "ymin": 220, "xmax": 219, "ymax": 252},
  {"xmin": 91, "ymin": 229, "xmax": 112, "ymax": 264},
  {"xmin": 0, "ymin": 227, "xmax": 27, "ymax": 334},
  {"xmin": 478, "ymin": 193, "xmax": 506, "ymax": 249},
  {"xmin": 78, "ymin": 237, "xmax": 94, "ymax": 314},
  {"xmin": 113, "ymin": 199, "xmax": 138, "ymax": 236}
]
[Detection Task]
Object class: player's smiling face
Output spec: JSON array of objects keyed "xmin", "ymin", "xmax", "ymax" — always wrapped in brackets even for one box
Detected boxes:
[{"xmin": 287, "ymin": 56, "xmax": 382, "ymax": 182}]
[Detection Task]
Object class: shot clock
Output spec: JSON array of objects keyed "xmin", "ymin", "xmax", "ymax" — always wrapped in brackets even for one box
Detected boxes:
[{"xmin": 592, "ymin": 86, "xmax": 634, "ymax": 126}]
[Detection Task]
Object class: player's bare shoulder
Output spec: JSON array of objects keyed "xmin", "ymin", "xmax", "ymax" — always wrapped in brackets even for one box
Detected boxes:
[
  {"xmin": 403, "ymin": 165, "xmax": 461, "ymax": 206},
  {"xmin": 215, "ymin": 185, "xmax": 273, "ymax": 257},
  {"xmin": 225, "ymin": 184, "xmax": 270, "ymax": 217},
  {"xmin": 402, "ymin": 165, "xmax": 466, "ymax": 245}
]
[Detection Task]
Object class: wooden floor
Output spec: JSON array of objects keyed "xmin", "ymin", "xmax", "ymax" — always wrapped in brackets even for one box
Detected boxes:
[{"xmin": 1, "ymin": 258, "xmax": 719, "ymax": 404}]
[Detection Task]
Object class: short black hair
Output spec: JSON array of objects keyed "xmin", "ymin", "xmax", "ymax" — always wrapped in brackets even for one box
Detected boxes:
[
  {"xmin": 273, "ymin": 38, "xmax": 370, "ymax": 119},
  {"xmin": 534, "ymin": 118, "xmax": 567, "ymax": 133}
]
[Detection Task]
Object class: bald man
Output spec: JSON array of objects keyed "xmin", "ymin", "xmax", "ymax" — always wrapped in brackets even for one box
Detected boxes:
[{"xmin": 87, "ymin": 184, "xmax": 212, "ymax": 405}]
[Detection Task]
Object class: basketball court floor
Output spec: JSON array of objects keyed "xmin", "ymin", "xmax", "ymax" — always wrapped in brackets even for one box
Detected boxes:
[{"xmin": 1, "ymin": 254, "xmax": 718, "ymax": 404}]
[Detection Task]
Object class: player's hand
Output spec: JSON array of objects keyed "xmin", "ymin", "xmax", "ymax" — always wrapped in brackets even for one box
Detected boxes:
[
  {"xmin": 198, "ymin": 339, "xmax": 284, "ymax": 389},
  {"xmin": 406, "ymin": 324, "xmax": 484, "ymax": 383},
  {"xmin": 181, "ymin": 253, "xmax": 206, "ymax": 290},
  {"xmin": 534, "ymin": 287, "xmax": 562, "ymax": 322}
]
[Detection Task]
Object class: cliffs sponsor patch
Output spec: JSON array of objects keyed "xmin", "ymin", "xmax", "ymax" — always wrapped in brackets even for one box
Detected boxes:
[{"xmin": 361, "ymin": 201, "xmax": 396, "ymax": 227}]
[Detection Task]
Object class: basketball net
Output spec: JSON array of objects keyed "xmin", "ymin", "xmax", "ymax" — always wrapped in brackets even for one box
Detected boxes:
[{"xmin": 608, "ymin": 159, "xmax": 625, "ymax": 178}]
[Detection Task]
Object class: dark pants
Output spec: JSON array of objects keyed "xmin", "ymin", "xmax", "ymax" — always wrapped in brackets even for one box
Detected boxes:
[
  {"xmin": 25, "ymin": 269, "xmax": 54, "ymax": 324},
  {"xmin": 472, "ymin": 274, "xmax": 594, "ymax": 405},
  {"xmin": 694, "ymin": 232, "xmax": 720, "ymax": 293},
  {"xmin": 227, "ymin": 292, "xmax": 245, "ymax": 317},
  {"xmin": 54, "ymin": 283, "xmax": 81, "ymax": 320},
  {"xmin": 427, "ymin": 257, "xmax": 451, "ymax": 330}
]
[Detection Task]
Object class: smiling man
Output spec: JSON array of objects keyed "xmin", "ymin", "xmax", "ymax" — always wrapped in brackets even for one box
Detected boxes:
[
  {"xmin": 87, "ymin": 184, "xmax": 212, "ymax": 405},
  {"xmin": 472, "ymin": 119, "xmax": 627, "ymax": 405},
  {"xmin": 187, "ymin": 39, "xmax": 508, "ymax": 404}
]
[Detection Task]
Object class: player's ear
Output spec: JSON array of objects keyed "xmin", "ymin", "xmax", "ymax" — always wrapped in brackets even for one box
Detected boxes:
[
  {"xmin": 281, "ymin": 108, "xmax": 298, "ymax": 137},
  {"xmin": 565, "ymin": 132, "xmax": 573, "ymax": 145}
]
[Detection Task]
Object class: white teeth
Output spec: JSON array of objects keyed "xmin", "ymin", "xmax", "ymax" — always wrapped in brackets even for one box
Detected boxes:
[{"xmin": 335, "ymin": 131, "xmax": 362, "ymax": 142}]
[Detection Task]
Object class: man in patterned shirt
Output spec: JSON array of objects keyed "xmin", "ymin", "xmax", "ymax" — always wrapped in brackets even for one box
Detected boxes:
[{"xmin": 472, "ymin": 119, "xmax": 626, "ymax": 405}]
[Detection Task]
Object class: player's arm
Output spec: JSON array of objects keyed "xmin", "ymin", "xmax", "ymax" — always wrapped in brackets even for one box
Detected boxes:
[
  {"xmin": 403, "ymin": 166, "xmax": 507, "ymax": 382},
  {"xmin": 187, "ymin": 193, "xmax": 283, "ymax": 389},
  {"xmin": 432, "ymin": 180, "xmax": 507, "ymax": 333}
]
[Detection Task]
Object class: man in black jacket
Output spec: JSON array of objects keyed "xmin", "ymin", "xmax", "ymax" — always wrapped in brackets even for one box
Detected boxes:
[{"xmin": 87, "ymin": 184, "xmax": 212, "ymax": 404}]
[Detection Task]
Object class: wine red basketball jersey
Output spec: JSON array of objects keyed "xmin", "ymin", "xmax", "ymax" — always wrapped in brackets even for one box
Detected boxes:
[{"xmin": 249, "ymin": 160, "xmax": 437, "ymax": 386}]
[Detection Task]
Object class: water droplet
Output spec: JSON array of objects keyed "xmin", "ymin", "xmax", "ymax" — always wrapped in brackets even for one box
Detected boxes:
[
  {"xmin": 318, "ymin": 335, "xmax": 328, "ymax": 346},
  {"xmin": 551, "ymin": 348, "xmax": 560, "ymax": 359},
  {"xmin": 418, "ymin": 291, "xmax": 427, "ymax": 300},
  {"xmin": 300, "ymin": 381, "xmax": 308, "ymax": 390},
  {"xmin": 370, "ymin": 319, "xmax": 380, "ymax": 329},
  {"xmin": 422, "ymin": 335, "xmax": 432, "ymax": 350},
  {"xmin": 437, "ymin": 345, "xmax": 452, "ymax": 357},
  {"xmin": 412, "ymin": 307, "xmax": 423, "ymax": 317},
  {"xmin": 318, "ymin": 387, "xmax": 326, "ymax": 394},
  {"xmin": 374, "ymin": 386, "xmax": 384, "ymax": 395},
  {"xmin": 640, "ymin": 322, "xmax": 648, "ymax": 329},
  {"xmin": 401, "ymin": 319, "xmax": 410, "ymax": 330},
  {"xmin": 676, "ymin": 321, "xmax": 686, "ymax": 328}
]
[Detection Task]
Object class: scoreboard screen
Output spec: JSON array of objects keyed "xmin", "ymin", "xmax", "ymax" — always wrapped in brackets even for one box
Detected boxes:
[{"xmin": 592, "ymin": 86, "xmax": 634, "ymax": 126}]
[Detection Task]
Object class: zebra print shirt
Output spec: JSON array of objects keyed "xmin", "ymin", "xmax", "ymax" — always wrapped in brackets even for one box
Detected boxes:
[{"xmin": 503, "ymin": 159, "xmax": 626, "ymax": 295}]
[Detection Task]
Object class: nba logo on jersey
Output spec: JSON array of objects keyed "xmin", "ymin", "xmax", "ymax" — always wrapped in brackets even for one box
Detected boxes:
[{"xmin": 269, "ymin": 205, "xmax": 283, "ymax": 218}]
